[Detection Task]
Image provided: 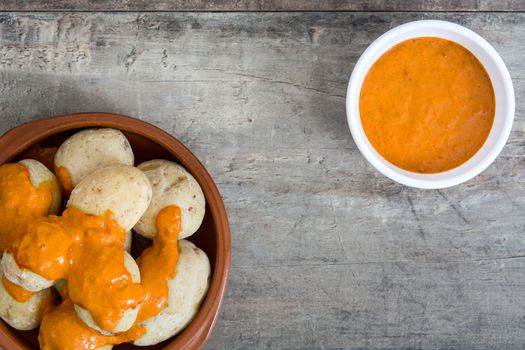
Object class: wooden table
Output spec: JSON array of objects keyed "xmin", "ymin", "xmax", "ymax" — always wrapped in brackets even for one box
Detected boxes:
[{"xmin": 0, "ymin": 2, "xmax": 524, "ymax": 349}]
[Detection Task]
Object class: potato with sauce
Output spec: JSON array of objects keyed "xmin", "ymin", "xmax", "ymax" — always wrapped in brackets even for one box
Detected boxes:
[
  {"xmin": 0, "ymin": 159, "xmax": 61, "ymax": 292},
  {"xmin": 134, "ymin": 160, "xmax": 205, "ymax": 240},
  {"xmin": 0, "ymin": 159, "xmax": 61, "ymax": 251},
  {"xmin": 75, "ymin": 252, "xmax": 142, "ymax": 335},
  {"xmin": 19, "ymin": 159, "xmax": 62, "ymax": 215},
  {"xmin": 68, "ymin": 164, "xmax": 152, "ymax": 232},
  {"xmin": 1, "ymin": 252, "xmax": 55, "ymax": 292},
  {"xmin": 0, "ymin": 158, "xmax": 132, "ymax": 296},
  {"xmin": 134, "ymin": 240, "xmax": 210, "ymax": 346},
  {"xmin": 0, "ymin": 267, "xmax": 53, "ymax": 331},
  {"xmin": 66, "ymin": 164, "xmax": 152, "ymax": 333},
  {"xmin": 54, "ymin": 128, "xmax": 134, "ymax": 193},
  {"xmin": 1, "ymin": 164, "xmax": 148, "ymax": 295}
]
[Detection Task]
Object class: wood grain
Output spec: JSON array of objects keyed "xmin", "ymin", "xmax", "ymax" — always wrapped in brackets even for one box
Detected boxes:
[
  {"xmin": 0, "ymin": 12, "xmax": 524, "ymax": 349},
  {"xmin": 0, "ymin": 1, "xmax": 524, "ymax": 12}
]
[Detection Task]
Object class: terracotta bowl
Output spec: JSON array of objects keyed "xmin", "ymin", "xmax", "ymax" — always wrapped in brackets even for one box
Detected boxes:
[{"xmin": 0, "ymin": 113, "xmax": 231, "ymax": 350}]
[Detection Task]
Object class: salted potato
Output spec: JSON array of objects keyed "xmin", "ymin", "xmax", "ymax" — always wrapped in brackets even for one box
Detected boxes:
[
  {"xmin": 19, "ymin": 159, "xmax": 61, "ymax": 215},
  {"xmin": 0, "ymin": 267, "xmax": 53, "ymax": 330},
  {"xmin": 75, "ymin": 251, "xmax": 141, "ymax": 335},
  {"xmin": 133, "ymin": 240, "xmax": 210, "ymax": 346},
  {"xmin": 54, "ymin": 128, "xmax": 134, "ymax": 191},
  {"xmin": 68, "ymin": 164, "xmax": 152, "ymax": 231},
  {"xmin": 1, "ymin": 252, "xmax": 54, "ymax": 292},
  {"xmin": 134, "ymin": 160, "xmax": 205, "ymax": 240}
]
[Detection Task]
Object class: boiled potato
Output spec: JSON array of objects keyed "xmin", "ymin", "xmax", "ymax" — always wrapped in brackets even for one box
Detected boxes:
[
  {"xmin": 75, "ymin": 251, "xmax": 141, "ymax": 335},
  {"xmin": 54, "ymin": 128, "xmax": 134, "ymax": 191},
  {"xmin": 134, "ymin": 160, "xmax": 205, "ymax": 240},
  {"xmin": 19, "ymin": 159, "xmax": 61, "ymax": 215},
  {"xmin": 68, "ymin": 164, "xmax": 152, "ymax": 231},
  {"xmin": 133, "ymin": 240, "xmax": 210, "ymax": 346},
  {"xmin": 1, "ymin": 252, "xmax": 54, "ymax": 292},
  {"xmin": 0, "ymin": 267, "xmax": 53, "ymax": 330}
]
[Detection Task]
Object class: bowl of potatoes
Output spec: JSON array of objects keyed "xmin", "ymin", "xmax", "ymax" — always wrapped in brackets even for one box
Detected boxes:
[{"xmin": 0, "ymin": 113, "xmax": 231, "ymax": 350}]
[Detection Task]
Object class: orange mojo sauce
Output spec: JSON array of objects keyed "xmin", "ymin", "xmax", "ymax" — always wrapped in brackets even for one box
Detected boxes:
[
  {"xmin": 55, "ymin": 166, "xmax": 73, "ymax": 195},
  {"xmin": 15, "ymin": 207, "xmax": 145, "ymax": 331},
  {"xmin": 0, "ymin": 163, "xmax": 53, "ymax": 250},
  {"xmin": 38, "ymin": 300, "xmax": 144, "ymax": 350},
  {"xmin": 0, "ymin": 163, "xmax": 182, "ymax": 348},
  {"xmin": 137, "ymin": 205, "xmax": 181, "ymax": 322},
  {"xmin": 359, "ymin": 37, "xmax": 495, "ymax": 173},
  {"xmin": 2, "ymin": 276, "xmax": 35, "ymax": 302}
]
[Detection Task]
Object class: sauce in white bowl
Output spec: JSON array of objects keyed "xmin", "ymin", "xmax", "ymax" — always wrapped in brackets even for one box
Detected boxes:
[{"xmin": 346, "ymin": 20, "xmax": 515, "ymax": 189}]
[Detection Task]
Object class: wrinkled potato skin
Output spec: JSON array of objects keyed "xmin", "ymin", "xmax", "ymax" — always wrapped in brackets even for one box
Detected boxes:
[
  {"xmin": 68, "ymin": 164, "xmax": 152, "ymax": 231},
  {"xmin": 133, "ymin": 240, "xmax": 210, "ymax": 346},
  {"xmin": 1, "ymin": 252, "xmax": 54, "ymax": 292},
  {"xmin": 134, "ymin": 160, "xmax": 205, "ymax": 240},
  {"xmin": 54, "ymin": 128, "xmax": 134, "ymax": 189},
  {"xmin": 0, "ymin": 267, "xmax": 53, "ymax": 331}
]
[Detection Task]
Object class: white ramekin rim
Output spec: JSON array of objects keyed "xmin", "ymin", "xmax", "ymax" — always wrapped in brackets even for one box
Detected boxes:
[{"xmin": 346, "ymin": 20, "xmax": 515, "ymax": 189}]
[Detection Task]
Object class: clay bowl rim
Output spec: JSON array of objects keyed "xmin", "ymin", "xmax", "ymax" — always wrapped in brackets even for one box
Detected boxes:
[{"xmin": 0, "ymin": 112, "xmax": 231, "ymax": 350}]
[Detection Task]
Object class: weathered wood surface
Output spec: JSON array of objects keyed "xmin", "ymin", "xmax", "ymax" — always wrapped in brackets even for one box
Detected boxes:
[
  {"xmin": 0, "ymin": 12, "xmax": 524, "ymax": 350},
  {"xmin": 1, "ymin": 1, "xmax": 525, "ymax": 12}
]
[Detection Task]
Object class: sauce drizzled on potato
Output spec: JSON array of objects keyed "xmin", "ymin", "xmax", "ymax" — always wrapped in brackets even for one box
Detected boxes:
[
  {"xmin": 16, "ymin": 207, "xmax": 145, "ymax": 330},
  {"xmin": 137, "ymin": 205, "xmax": 181, "ymax": 322},
  {"xmin": 55, "ymin": 166, "xmax": 73, "ymax": 195},
  {"xmin": 39, "ymin": 299, "xmax": 144, "ymax": 350},
  {"xmin": 1, "ymin": 276, "xmax": 35, "ymax": 302},
  {"xmin": 0, "ymin": 163, "xmax": 183, "ymax": 348},
  {"xmin": 0, "ymin": 163, "xmax": 53, "ymax": 251}
]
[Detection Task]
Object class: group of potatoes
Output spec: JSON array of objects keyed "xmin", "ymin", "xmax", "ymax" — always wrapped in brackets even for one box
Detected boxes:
[{"xmin": 0, "ymin": 128, "xmax": 211, "ymax": 346}]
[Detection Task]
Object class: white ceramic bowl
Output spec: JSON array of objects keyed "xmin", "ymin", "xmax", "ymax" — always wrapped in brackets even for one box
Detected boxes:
[{"xmin": 346, "ymin": 20, "xmax": 515, "ymax": 189}]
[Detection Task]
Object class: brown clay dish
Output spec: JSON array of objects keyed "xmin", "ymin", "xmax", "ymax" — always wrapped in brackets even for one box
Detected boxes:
[{"xmin": 0, "ymin": 113, "xmax": 231, "ymax": 350}]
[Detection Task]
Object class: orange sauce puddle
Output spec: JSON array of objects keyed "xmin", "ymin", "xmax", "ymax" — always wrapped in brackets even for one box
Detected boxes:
[
  {"xmin": 0, "ymin": 162, "xmax": 182, "ymax": 347},
  {"xmin": 360, "ymin": 37, "xmax": 495, "ymax": 173},
  {"xmin": 1, "ymin": 276, "xmax": 34, "ymax": 302}
]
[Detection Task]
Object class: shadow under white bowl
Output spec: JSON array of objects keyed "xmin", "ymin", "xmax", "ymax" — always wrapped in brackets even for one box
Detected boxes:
[{"xmin": 346, "ymin": 20, "xmax": 515, "ymax": 189}]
